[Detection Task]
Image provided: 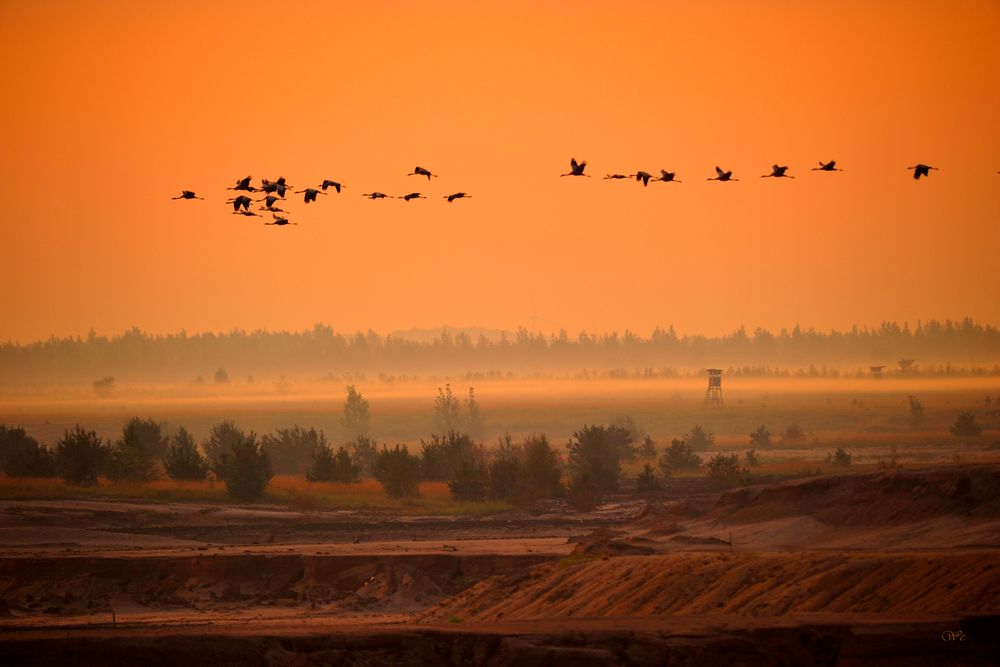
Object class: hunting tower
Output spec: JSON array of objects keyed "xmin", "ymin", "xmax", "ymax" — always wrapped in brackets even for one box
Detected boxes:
[{"xmin": 705, "ymin": 368, "xmax": 723, "ymax": 407}]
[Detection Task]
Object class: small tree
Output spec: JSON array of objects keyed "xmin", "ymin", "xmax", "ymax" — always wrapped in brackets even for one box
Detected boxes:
[
  {"xmin": 341, "ymin": 385, "xmax": 371, "ymax": 438},
  {"xmin": 92, "ymin": 376, "xmax": 115, "ymax": 397},
  {"xmin": 464, "ymin": 387, "xmax": 483, "ymax": 440},
  {"xmin": 56, "ymin": 425, "xmax": 109, "ymax": 486},
  {"xmin": 261, "ymin": 425, "xmax": 327, "ymax": 475},
  {"xmin": 214, "ymin": 367, "xmax": 230, "ymax": 384},
  {"xmin": 685, "ymin": 425, "xmax": 715, "ymax": 451},
  {"xmin": 0, "ymin": 426, "xmax": 56, "ymax": 478},
  {"xmin": 203, "ymin": 421, "xmax": 246, "ymax": 479},
  {"xmin": 636, "ymin": 463, "xmax": 662, "ymax": 492},
  {"xmin": 781, "ymin": 423, "xmax": 806, "ymax": 445},
  {"xmin": 637, "ymin": 435, "xmax": 657, "ymax": 459},
  {"xmin": 519, "ymin": 434, "xmax": 564, "ymax": 500},
  {"xmin": 307, "ymin": 444, "xmax": 360, "ymax": 483},
  {"xmin": 223, "ymin": 434, "xmax": 273, "ymax": 502},
  {"xmin": 706, "ymin": 453, "xmax": 751, "ymax": 489},
  {"xmin": 448, "ymin": 455, "xmax": 488, "ymax": 501},
  {"xmin": 164, "ymin": 427, "xmax": 208, "ymax": 481},
  {"xmin": 745, "ymin": 448, "xmax": 759, "ymax": 466},
  {"xmin": 487, "ymin": 434, "xmax": 522, "ymax": 500},
  {"xmin": 108, "ymin": 417, "xmax": 166, "ymax": 481},
  {"xmin": 659, "ymin": 439, "xmax": 702, "ymax": 475},
  {"xmin": 949, "ymin": 411, "xmax": 983, "ymax": 438},
  {"xmin": 827, "ymin": 447, "xmax": 853, "ymax": 466},
  {"xmin": 433, "ymin": 384, "xmax": 463, "ymax": 433},
  {"xmin": 351, "ymin": 435, "xmax": 379, "ymax": 476},
  {"xmin": 420, "ymin": 431, "xmax": 479, "ymax": 481},
  {"xmin": 749, "ymin": 425, "xmax": 771, "ymax": 448},
  {"xmin": 907, "ymin": 396, "xmax": 925, "ymax": 427},
  {"xmin": 372, "ymin": 444, "xmax": 422, "ymax": 497},
  {"xmin": 567, "ymin": 424, "xmax": 630, "ymax": 495}
]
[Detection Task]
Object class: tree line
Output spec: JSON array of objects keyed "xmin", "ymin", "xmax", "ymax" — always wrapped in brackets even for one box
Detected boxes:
[{"xmin": 3, "ymin": 318, "xmax": 1000, "ymax": 385}]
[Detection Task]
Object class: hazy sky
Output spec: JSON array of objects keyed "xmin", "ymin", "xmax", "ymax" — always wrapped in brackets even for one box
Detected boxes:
[{"xmin": 2, "ymin": 1, "xmax": 998, "ymax": 343}]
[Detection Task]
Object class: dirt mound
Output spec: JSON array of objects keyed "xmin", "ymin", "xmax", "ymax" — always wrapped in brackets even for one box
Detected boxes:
[
  {"xmin": 0, "ymin": 553, "xmax": 550, "ymax": 618},
  {"xmin": 421, "ymin": 551, "xmax": 1000, "ymax": 623},
  {"xmin": 711, "ymin": 465, "xmax": 1000, "ymax": 527}
]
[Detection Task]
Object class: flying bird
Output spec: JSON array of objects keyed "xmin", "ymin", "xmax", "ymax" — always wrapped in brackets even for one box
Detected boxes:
[
  {"xmin": 227, "ymin": 195, "xmax": 252, "ymax": 212},
  {"xmin": 908, "ymin": 164, "xmax": 937, "ymax": 179},
  {"xmin": 401, "ymin": 193, "xmax": 426, "ymax": 201},
  {"xmin": 762, "ymin": 165, "xmax": 793, "ymax": 178},
  {"xmin": 261, "ymin": 177, "xmax": 291, "ymax": 197},
  {"xmin": 362, "ymin": 192, "xmax": 392, "ymax": 199},
  {"xmin": 445, "ymin": 192, "xmax": 470, "ymax": 202},
  {"xmin": 265, "ymin": 214, "xmax": 296, "ymax": 226},
  {"xmin": 813, "ymin": 160, "xmax": 842, "ymax": 172},
  {"xmin": 707, "ymin": 167, "xmax": 738, "ymax": 181},
  {"xmin": 633, "ymin": 171, "xmax": 653, "ymax": 187},
  {"xmin": 561, "ymin": 158, "xmax": 589, "ymax": 177},
  {"xmin": 604, "ymin": 174, "xmax": 629, "ymax": 180},
  {"xmin": 320, "ymin": 180, "xmax": 344, "ymax": 193},
  {"xmin": 296, "ymin": 188, "xmax": 326, "ymax": 203},
  {"xmin": 232, "ymin": 209, "xmax": 259, "ymax": 217},
  {"xmin": 257, "ymin": 195, "xmax": 286, "ymax": 212},
  {"xmin": 408, "ymin": 166, "xmax": 437, "ymax": 180},
  {"xmin": 227, "ymin": 176, "xmax": 255, "ymax": 192},
  {"xmin": 172, "ymin": 190, "xmax": 203, "ymax": 200},
  {"xmin": 654, "ymin": 170, "xmax": 681, "ymax": 183}
]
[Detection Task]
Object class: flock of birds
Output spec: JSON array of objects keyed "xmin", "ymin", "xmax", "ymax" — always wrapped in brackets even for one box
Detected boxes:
[
  {"xmin": 172, "ymin": 158, "xmax": 975, "ymax": 226},
  {"xmin": 172, "ymin": 166, "xmax": 468, "ymax": 226}
]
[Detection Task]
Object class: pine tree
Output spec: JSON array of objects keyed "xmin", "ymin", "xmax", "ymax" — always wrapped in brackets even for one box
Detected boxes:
[{"xmin": 164, "ymin": 427, "xmax": 208, "ymax": 481}]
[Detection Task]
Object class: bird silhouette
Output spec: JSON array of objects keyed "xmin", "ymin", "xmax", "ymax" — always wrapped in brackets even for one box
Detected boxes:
[
  {"xmin": 603, "ymin": 174, "xmax": 629, "ymax": 180},
  {"xmin": 265, "ymin": 214, "xmax": 296, "ymax": 226},
  {"xmin": 227, "ymin": 176, "xmax": 255, "ymax": 192},
  {"xmin": 172, "ymin": 190, "xmax": 203, "ymax": 200},
  {"xmin": 762, "ymin": 165, "xmax": 793, "ymax": 178},
  {"xmin": 401, "ymin": 193, "xmax": 426, "ymax": 201},
  {"xmin": 408, "ymin": 166, "xmax": 437, "ymax": 180},
  {"xmin": 445, "ymin": 192, "xmax": 470, "ymax": 202},
  {"xmin": 362, "ymin": 192, "xmax": 392, "ymax": 199},
  {"xmin": 908, "ymin": 164, "xmax": 937, "ymax": 179},
  {"xmin": 227, "ymin": 195, "xmax": 252, "ymax": 212},
  {"xmin": 296, "ymin": 188, "xmax": 326, "ymax": 204},
  {"xmin": 633, "ymin": 171, "xmax": 653, "ymax": 187},
  {"xmin": 707, "ymin": 167, "xmax": 738, "ymax": 181},
  {"xmin": 813, "ymin": 161, "xmax": 842, "ymax": 172},
  {"xmin": 653, "ymin": 170, "xmax": 681, "ymax": 183},
  {"xmin": 261, "ymin": 177, "xmax": 291, "ymax": 198},
  {"xmin": 232, "ymin": 209, "xmax": 259, "ymax": 217},
  {"xmin": 257, "ymin": 195, "xmax": 286, "ymax": 212},
  {"xmin": 320, "ymin": 180, "xmax": 344, "ymax": 193},
  {"xmin": 561, "ymin": 158, "xmax": 589, "ymax": 177}
]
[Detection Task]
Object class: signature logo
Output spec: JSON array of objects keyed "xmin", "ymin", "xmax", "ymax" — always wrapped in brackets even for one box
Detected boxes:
[{"xmin": 941, "ymin": 630, "xmax": 967, "ymax": 642}]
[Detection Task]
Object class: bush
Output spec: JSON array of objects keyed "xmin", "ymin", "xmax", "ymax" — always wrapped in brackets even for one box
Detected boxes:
[
  {"xmin": 214, "ymin": 367, "xmax": 230, "ymax": 384},
  {"xmin": 637, "ymin": 435, "xmax": 657, "ymax": 459},
  {"xmin": 341, "ymin": 385, "xmax": 370, "ymax": 438},
  {"xmin": 745, "ymin": 448, "xmax": 759, "ymax": 466},
  {"xmin": 307, "ymin": 445, "xmax": 360, "ymax": 483},
  {"xmin": 685, "ymin": 425, "xmax": 714, "ymax": 451},
  {"xmin": 433, "ymin": 384, "xmax": 463, "ymax": 433},
  {"xmin": 566, "ymin": 424, "xmax": 631, "ymax": 495},
  {"xmin": 749, "ymin": 425, "xmax": 771, "ymax": 448},
  {"xmin": 0, "ymin": 426, "xmax": 56, "ymax": 478},
  {"xmin": 659, "ymin": 439, "xmax": 702, "ymax": 475},
  {"xmin": 223, "ymin": 434, "xmax": 273, "ymax": 502},
  {"xmin": 706, "ymin": 453, "xmax": 751, "ymax": 489},
  {"xmin": 108, "ymin": 417, "xmax": 166, "ymax": 481},
  {"xmin": 164, "ymin": 427, "xmax": 208, "ymax": 480},
  {"xmin": 261, "ymin": 425, "xmax": 327, "ymax": 475},
  {"xmin": 636, "ymin": 463, "xmax": 662, "ymax": 492},
  {"xmin": 420, "ymin": 431, "xmax": 480, "ymax": 481},
  {"xmin": 202, "ymin": 421, "xmax": 247, "ymax": 478},
  {"xmin": 781, "ymin": 423, "xmax": 806, "ymax": 444},
  {"xmin": 92, "ymin": 376, "xmax": 115, "ymax": 397},
  {"xmin": 448, "ymin": 455, "xmax": 488, "ymax": 501},
  {"xmin": 827, "ymin": 447, "xmax": 852, "ymax": 467},
  {"xmin": 487, "ymin": 435, "xmax": 522, "ymax": 500},
  {"xmin": 950, "ymin": 411, "xmax": 983, "ymax": 438},
  {"xmin": 372, "ymin": 444, "xmax": 422, "ymax": 498},
  {"xmin": 518, "ymin": 434, "xmax": 564, "ymax": 500},
  {"xmin": 566, "ymin": 469, "xmax": 602, "ymax": 511},
  {"xmin": 351, "ymin": 435, "xmax": 378, "ymax": 476},
  {"xmin": 56, "ymin": 425, "xmax": 110, "ymax": 486}
]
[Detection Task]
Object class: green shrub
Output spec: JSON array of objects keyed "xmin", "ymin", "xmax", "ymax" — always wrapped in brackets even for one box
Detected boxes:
[
  {"xmin": 567, "ymin": 424, "xmax": 631, "ymax": 495},
  {"xmin": 202, "ymin": 421, "xmax": 246, "ymax": 478},
  {"xmin": 827, "ymin": 447, "xmax": 852, "ymax": 467},
  {"xmin": 163, "ymin": 427, "xmax": 208, "ymax": 481},
  {"xmin": 0, "ymin": 426, "xmax": 56, "ymax": 478},
  {"xmin": 950, "ymin": 411, "xmax": 983, "ymax": 438},
  {"xmin": 685, "ymin": 425, "xmax": 715, "ymax": 450},
  {"xmin": 108, "ymin": 417, "xmax": 165, "ymax": 481},
  {"xmin": 307, "ymin": 444, "xmax": 360, "ymax": 483},
  {"xmin": 706, "ymin": 453, "xmax": 751, "ymax": 489},
  {"xmin": 372, "ymin": 444, "xmax": 422, "ymax": 498},
  {"xmin": 420, "ymin": 431, "xmax": 479, "ymax": 481},
  {"xmin": 659, "ymin": 439, "xmax": 702, "ymax": 475},
  {"xmin": 636, "ymin": 463, "xmax": 662, "ymax": 492},
  {"xmin": 749, "ymin": 425, "xmax": 771, "ymax": 448},
  {"xmin": 56, "ymin": 425, "xmax": 110, "ymax": 486},
  {"xmin": 223, "ymin": 434, "xmax": 273, "ymax": 502},
  {"xmin": 261, "ymin": 425, "xmax": 327, "ymax": 475}
]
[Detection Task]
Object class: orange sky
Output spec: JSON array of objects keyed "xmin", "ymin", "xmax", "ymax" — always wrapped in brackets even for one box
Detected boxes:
[{"xmin": 1, "ymin": 1, "xmax": 999, "ymax": 343}]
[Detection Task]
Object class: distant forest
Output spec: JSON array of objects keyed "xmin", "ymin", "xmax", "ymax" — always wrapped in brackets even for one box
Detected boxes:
[{"xmin": 3, "ymin": 319, "xmax": 1000, "ymax": 386}]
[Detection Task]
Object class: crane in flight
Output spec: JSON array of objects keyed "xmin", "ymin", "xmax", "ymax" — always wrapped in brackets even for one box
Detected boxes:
[
  {"xmin": 445, "ymin": 192, "xmax": 471, "ymax": 202},
  {"xmin": 813, "ymin": 160, "xmax": 842, "ymax": 172},
  {"xmin": 261, "ymin": 177, "xmax": 291, "ymax": 197},
  {"xmin": 363, "ymin": 192, "xmax": 392, "ymax": 199},
  {"xmin": 401, "ymin": 193, "xmax": 426, "ymax": 201},
  {"xmin": 228, "ymin": 176, "xmax": 255, "ymax": 192},
  {"xmin": 320, "ymin": 180, "xmax": 344, "ymax": 193},
  {"xmin": 232, "ymin": 210, "xmax": 259, "ymax": 217},
  {"xmin": 172, "ymin": 190, "xmax": 203, "ymax": 200},
  {"xmin": 296, "ymin": 188, "xmax": 326, "ymax": 204},
  {"xmin": 908, "ymin": 164, "xmax": 938, "ymax": 179},
  {"xmin": 257, "ymin": 195, "xmax": 287, "ymax": 212},
  {"xmin": 604, "ymin": 173, "xmax": 629, "ymax": 180},
  {"xmin": 762, "ymin": 165, "xmax": 793, "ymax": 178},
  {"xmin": 633, "ymin": 171, "xmax": 653, "ymax": 186},
  {"xmin": 265, "ymin": 214, "xmax": 296, "ymax": 226},
  {"xmin": 408, "ymin": 166, "xmax": 438, "ymax": 180},
  {"xmin": 707, "ymin": 167, "xmax": 738, "ymax": 181},
  {"xmin": 227, "ymin": 195, "xmax": 252, "ymax": 212},
  {"xmin": 653, "ymin": 170, "xmax": 681, "ymax": 183},
  {"xmin": 561, "ymin": 158, "xmax": 589, "ymax": 177}
]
